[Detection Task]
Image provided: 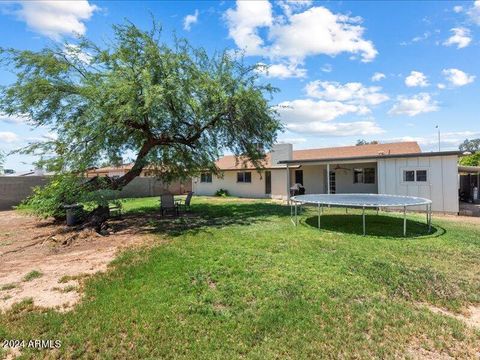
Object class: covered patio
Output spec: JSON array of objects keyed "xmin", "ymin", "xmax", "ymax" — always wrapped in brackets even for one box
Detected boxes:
[{"xmin": 284, "ymin": 159, "xmax": 378, "ymax": 200}]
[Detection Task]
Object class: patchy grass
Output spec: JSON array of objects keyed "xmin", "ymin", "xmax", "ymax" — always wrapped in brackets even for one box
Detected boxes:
[
  {"xmin": 22, "ymin": 270, "xmax": 43, "ymax": 282},
  {"xmin": 0, "ymin": 284, "xmax": 16, "ymax": 291},
  {"xmin": 1, "ymin": 196, "xmax": 479, "ymax": 359},
  {"xmin": 58, "ymin": 274, "xmax": 90, "ymax": 284},
  {"xmin": 52, "ymin": 285, "xmax": 77, "ymax": 293}
]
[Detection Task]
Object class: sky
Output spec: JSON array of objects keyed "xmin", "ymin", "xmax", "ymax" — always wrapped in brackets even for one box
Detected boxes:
[{"xmin": 0, "ymin": 0, "xmax": 480, "ymax": 172}]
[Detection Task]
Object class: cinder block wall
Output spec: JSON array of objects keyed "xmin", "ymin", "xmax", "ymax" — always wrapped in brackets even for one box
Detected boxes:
[
  {"xmin": 0, "ymin": 176, "xmax": 49, "ymax": 210},
  {"xmin": 0, "ymin": 176, "xmax": 192, "ymax": 211}
]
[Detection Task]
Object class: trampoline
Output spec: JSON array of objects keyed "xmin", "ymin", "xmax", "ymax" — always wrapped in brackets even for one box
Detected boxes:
[{"xmin": 290, "ymin": 194, "xmax": 432, "ymax": 236}]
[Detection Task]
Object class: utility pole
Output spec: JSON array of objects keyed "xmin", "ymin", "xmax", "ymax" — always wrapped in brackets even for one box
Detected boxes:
[{"xmin": 435, "ymin": 125, "xmax": 441, "ymax": 151}]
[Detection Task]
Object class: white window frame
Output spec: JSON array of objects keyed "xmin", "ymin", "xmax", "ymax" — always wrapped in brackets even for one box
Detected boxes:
[
  {"xmin": 401, "ymin": 168, "xmax": 429, "ymax": 184},
  {"xmin": 353, "ymin": 167, "xmax": 376, "ymax": 184},
  {"xmin": 200, "ymin": 172, "xmax": 212, "ymax": 183},
  {"xmin": 237, "ymin": 171, "xmax": 252, "ymax": 183}
]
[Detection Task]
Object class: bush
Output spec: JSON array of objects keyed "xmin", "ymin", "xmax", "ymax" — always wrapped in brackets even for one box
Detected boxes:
[
  {"xmin": 459, "ymin": 153, "xmax": 480, "ymax": 166},
  {"xmin": 18, "ymin": 174, "xmax": 121, "ymax": 220},
  {"xmin": 215, "ymin": 188, "xmax": 230, "ymax": 197}
]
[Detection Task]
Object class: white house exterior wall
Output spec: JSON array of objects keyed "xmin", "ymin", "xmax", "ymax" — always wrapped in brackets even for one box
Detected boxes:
[
  {"xmin": 377, "ymin": 155, "xmax": 459, "ymax": 213},
  {"xmin": 193, "ymin": 169, "xmax": 287, "ymax": 199}
]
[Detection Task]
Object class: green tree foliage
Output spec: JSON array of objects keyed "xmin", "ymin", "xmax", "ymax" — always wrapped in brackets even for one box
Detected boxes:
[
  {"xmin": 0, "ymin": 21, "xmax": 281, "ymax": 190},
  {"xmin": 459, "ymin": 138, "xmax": 480, "ymax": 153},
  {"xmin": 459, "ymin": 153, "xmax": 480, "ymax": 167}
]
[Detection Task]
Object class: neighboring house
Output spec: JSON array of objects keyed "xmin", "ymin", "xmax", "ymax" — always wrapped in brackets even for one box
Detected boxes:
[
  {"xmin": 193, "ymin": 142, "xmax": 463, "ymax": 213},
  {"xmin": 85, "ymin": 164, "xmax": 151, "ymax": 178},
  {"xmin": 85, "ymin": 164, "xmax": 192, "ymax": 195}
]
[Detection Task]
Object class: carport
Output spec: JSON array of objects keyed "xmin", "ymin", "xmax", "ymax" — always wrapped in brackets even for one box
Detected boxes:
[{"xmin": 459, "ymin": 166, "xmax": 480, "ymax": 203}]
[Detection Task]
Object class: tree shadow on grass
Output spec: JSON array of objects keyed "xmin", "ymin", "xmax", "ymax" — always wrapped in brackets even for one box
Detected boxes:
[
  {"xmin": 110, "ymin": 201, "xmax": 292, "ymax": 237},
  {"xmin": 303, "ymin": 214, "xmax": 445, "ymax": 239}
]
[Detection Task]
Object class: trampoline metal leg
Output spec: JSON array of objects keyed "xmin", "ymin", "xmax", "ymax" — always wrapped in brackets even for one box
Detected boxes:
[
  {"xmin": 318, "ymin": 203, "xmax": 321, "ymax": 229},
  {"xmin": 362, "ymin": 206, "xmax": 366, "ymax": 236},
  {"xmin": 403, "ymin": 206, "xmax": 407, "ymax": 237},
  {"xmin": 295, "ymin": 202, "xmax": 298, "ymax": 226},
  {"xmin": 426, "ymin": 204, "xmax": 429, "ymax": 232},
  {"xmin": 428, "ymin": 204, "xmax": 432, "ymax": 233}
]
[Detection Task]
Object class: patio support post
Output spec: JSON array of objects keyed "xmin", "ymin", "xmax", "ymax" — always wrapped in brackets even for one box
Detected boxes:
[
  {"xmin": 403, "ymin": 206, "xmax": 407, "ymax": 237},
  {"xmin": 327, "ymin": 163, "xmax": 330, "ymax": 195},
  {"xmin": 286, "ymin": 164, "xmax": 290, "ymax": 205},
  {"xmin": 362, "ymin": 206, "xmax": 366, "ymax": 236}
]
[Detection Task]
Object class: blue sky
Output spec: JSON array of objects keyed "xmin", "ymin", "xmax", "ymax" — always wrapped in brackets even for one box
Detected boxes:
[{"xmin": 1, "ymin": 0, "xmax": 480, "ymax": 172}]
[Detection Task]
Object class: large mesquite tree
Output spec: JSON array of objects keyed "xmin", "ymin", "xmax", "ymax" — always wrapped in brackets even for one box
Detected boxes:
[{"xmin": 0, "ymin": 22, "xmax": 281, "ymax": 195}]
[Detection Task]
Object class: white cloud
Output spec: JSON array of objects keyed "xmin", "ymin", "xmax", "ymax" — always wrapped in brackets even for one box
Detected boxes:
[
  {"xmin": 305, "ymin": 81, "xmax": 389, "ymax": 106},
  {"xmin": 468, "ymin": 0, "xmax": 480, "ymax": 25},
  {"xmin": 0, "ymin": 114, "xmax": 29, "ymax": 124},
  {"xmin": 391, "ymin": 131, "xmax": 480, "ymax": 151},
  {"xmin": 0, "ymin": 131, "xmax": 19, "ymax": 143},
  {"xmin": 371, "ymin": 72, "xmax": 386, "ymax": 82},
  {"xmin": 388, "ymin": 93, "xmax": 438, "ymax": 117},
  {"xmin": 278, "ymin": 137, "xmax": 307, "ymax": 144},
  {"xmin": 286, "ymin": 119, "xmax": 384, "ymax": 136},
  {"xmin": 321, "ymin": 63, "xmax": 333, "ymax": 73},
  {"xmin": 405, "ymin": 71, "xmax": 429, "ymax": 87},
  {"xmin": 224, "ymin": 0, "xmax": 273, "ymax": 56},
  {"xmin": 277, "ymin": 0, "xmax": 312, "ymax": 17},
  {"xmin": 442, "ymin": 68, "xmax": 475, "ymax": 87},
  {"xmin": 12, "ymin": 1, "xmax": 98, "ymax": 40},
  {"xmin": 183, "ymin": 9, "xmax": 199, "ymax": 31},
  {"xmin": 453, "ymin": 5, "xmax": 463, "ymax": 13},
  {"xmin": 64, "ymin": 44, "xmax": 92, "ymax": 63},
  {"xmin": 225, "ymin": 1, "xmax": 377, "ymax": 62},
  {"xmin": 443, "ymin": 27, "xmax": 472, "ymax": 49},
  {"xmin": 276, "ymin": 99, "xmax": 383, "ymax": 135},
  {"xmin": 257, "ymin": 61, "xmax": 307, "ymax": 79},
  {"xmin": 437, "ymin": 83, "xmax": 446, "ymax": 89},
  {"xmin": 269, "ymin": 7, "xmax": 377, "ymax": 62}
]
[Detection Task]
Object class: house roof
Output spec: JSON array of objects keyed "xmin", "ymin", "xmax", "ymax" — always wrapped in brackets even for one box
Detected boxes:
[
  {"xmin": 280, "ymin": 150, "xmax": 463, "ymax": 165},
  {"xmin": 215, "ymin": 142, "xmax": 423, "ymax": 170}
]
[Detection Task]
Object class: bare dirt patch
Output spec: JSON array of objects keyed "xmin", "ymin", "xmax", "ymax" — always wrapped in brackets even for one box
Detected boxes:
[
  {"xmin": 0, "ymin": 211, "xmax": 158, "ymax": 312},
  {"xmin": 423, "ymin": 303, "xmax": 480, "ymax": 329}
]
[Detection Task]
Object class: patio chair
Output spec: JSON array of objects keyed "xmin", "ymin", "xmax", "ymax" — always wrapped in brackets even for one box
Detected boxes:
[
  {"xmin": 176, "ymin": 191, "xmax": 194, "ymax": 213},
  {"xmin": 160, "ymin": 193, "xmax": 178, "ymax": 216}
]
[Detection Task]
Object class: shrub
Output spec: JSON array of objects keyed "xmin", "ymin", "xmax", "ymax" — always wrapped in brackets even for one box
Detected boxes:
[
  {"xmin": 215, "ymin": 189, "xmax": 230, "ymax": 197},
  {"xmin": 18, "ymin": 174, "xmax": 121, "ymax": 220},
  {"xmin": 23, "ymin": 270, "xmax": 43, "ymax": 282},
  {"xmin": 459, "ymin": 153, "xmax": 480, "ymax": 166}
]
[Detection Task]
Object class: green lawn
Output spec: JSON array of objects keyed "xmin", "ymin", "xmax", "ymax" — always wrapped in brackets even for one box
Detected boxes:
[{"xmin": 1, "ymin": 196, "xmax": 480, "ymax": 359}]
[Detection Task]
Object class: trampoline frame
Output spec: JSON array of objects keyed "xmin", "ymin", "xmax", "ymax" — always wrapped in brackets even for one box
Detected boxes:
[{"xmin": 290, "ymin": 194, "xmax": 432, "ymax": 236}]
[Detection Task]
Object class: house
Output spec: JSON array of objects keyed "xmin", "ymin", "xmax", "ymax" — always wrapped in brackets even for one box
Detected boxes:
[
  {"xmin": 192, "ymin": 142, "xmax": 463, "ymax": 213},
  {"xmin": 85, "ymin": 164, "xmax": 192, "ymax": 195}
]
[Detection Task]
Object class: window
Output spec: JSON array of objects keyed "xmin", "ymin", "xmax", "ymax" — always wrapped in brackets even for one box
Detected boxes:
[
  {"xmin": 403, "ymin": 169, "xmax": 427, "ymax": 182},
  {"xmin": 364, "ymin": 168, "xmax": 376, "ymax": 184},
  {"xmin": 237, "ymin": 171, "xmax": 252, "ymax": 183},
  {"xmin": 403, "ymin": 170, "xmax": 415, "ymax": 182},
  {"xmin": 295, "ymin": 170, "xmax": 303, "ymax": 185},
  {"xmin": 416, "ymin": 170, "xmax": 427, "ymax": 182},
  {"xmin": 354, "ymin": 168, "xmax": 375, "ymax": 184},
  {"xmin": 200, "ymin": 173, "xmax": 212, "ymax": 183},
  {"xmin": 353, "ymin": 168, "xmax": 364, "ymax": 184}
]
